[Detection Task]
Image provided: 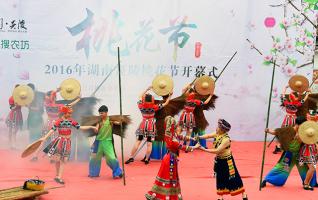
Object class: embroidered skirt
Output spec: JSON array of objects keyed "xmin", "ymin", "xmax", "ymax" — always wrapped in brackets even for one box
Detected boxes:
[
  {"xmin": 178, "ymin": 111, "xmax": 195, "ymax": 130},
  {"xmin": 6, "ymin": 110, "xmax": 23, "ymax": 129},
  {"xmin": 215, "ymin": 155, "xmax": 245, "ymax": 196},
  {"xmin": 145, "ymin": 152, "xmax": 182, "ymax": 200},
  {"xmin": 43, "ymin": 136, "xmax": 71, "ymax": 160},
  {"xmin": 136, "ymin": 118, "xmax": 156, "ymax": 139},
  {"xmin": 299, "ymin": 144, "xmax": 318, "ymax": 167}
]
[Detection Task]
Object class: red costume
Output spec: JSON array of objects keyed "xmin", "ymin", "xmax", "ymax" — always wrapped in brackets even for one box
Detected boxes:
[
  {"xmin": 178, "ymin": 93, "xmax": 203, "ymax": 130},
  {"xmin": 136, "ymin": 100, "xmax": 163, "ymax": 139},
  {"xmin": 281, "ymin": 93, "xmax": 304, "ymax": 127},
  {"xmin": 43, "ymin": 106, "xmax": 80, "ymax": 159},
  {"xmin": 146, "ymin": 117, "xmax": 183, "ymax": 200},
  {"xmin": 6, "ymin": 96, "xmax": 23, "ymax": 129},
  {"xmin": 299, "ymin": 144, "xmax": 318, "ymax": 167}
]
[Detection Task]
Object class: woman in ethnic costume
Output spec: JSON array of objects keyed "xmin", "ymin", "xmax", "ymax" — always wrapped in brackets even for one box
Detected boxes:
[
  {"xmin": 273, "ymin": 85, "xmax": 310, "ymax": 154},
  {"xmin": 125, "ymin": 86, "xmax": 172, "ymax": 165},
  {"xmin": 146, "ymin": 116, "xmax": 194, "ymax": 200},
  {"xmin": 42, "ymin": 106, "xmax": 96, "ymax": 184},
  {"xmin": 197, "ymin": 119, "xmax": 248, "ymax": 200},
  {"xmin": 30, "ymin": 88, "xmax": 81, "ymax": 161},
  {"xmin": 262, "ymin": 116, "xmax": 317, "ymax": 189},
  {"xmin": 177, "ymin": 83, "xmax": 212, "ymax": 151},
  {"xmin": 6, "ymin": 84, "xmax": 23, "ymax": 149},
  {"xmin": 298, "ymin": 121, "xmax": 318, "ymax": 190}
]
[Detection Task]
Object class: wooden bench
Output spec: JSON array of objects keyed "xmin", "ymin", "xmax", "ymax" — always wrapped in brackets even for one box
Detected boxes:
[{"xmin": 0, "ymin": 187, "xmax": 48, "ymax": 200}]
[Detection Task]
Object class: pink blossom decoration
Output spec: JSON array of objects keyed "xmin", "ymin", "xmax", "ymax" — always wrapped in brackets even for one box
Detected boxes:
[
  {"xmin": 305, "ymin": 38, "xmax": 314, "ymax": 46},
  {"xmin": 18, "ymin": 71, "xmax": 30, "ymax": 80},
  {"xmin": 281, "ymin": 18, "xmax": 291, "ymax": 28},
  {"xmin": 281, "ymin": 65, "xmax": 296, "ymax": 77},
  {"xmin": 264, "ymin": 55, "xmax": 273, "ymax": 62},
  {"xmin": 264, "ymin": 17, "xmax": 276, "ymax": 28}
]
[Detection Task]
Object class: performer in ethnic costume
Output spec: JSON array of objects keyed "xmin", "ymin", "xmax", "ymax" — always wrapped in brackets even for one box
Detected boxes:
[
  {"xmin": 281, "ymin": 86, "xmax": 310, "ymax": 127},
  {"xmin": 262, "ymin": 116, "xmax": 317, "ymax": 188},
  {"xmin": 146, "ymin": 116, "xmax": 194, "ymax": 200},
  {"xmin": 150, "ymin": 76, "xmax": 217, "ymax": 159},
  {"xmin": 6, "ymin": 85, "xmax": 23, "ymax": 149},
  {"xmin": 150, "ymin": 75, "xmax": 174, "ymax": 160},
  {"xmin": 125, "ymin": 86, "xmax": 172, "ymax": 165},
  {"xmin": 177, "ymin": 83, "xmax": 212, "ymax": 151},
  {"xmin": 31, "ymin": 88, "xmax": 81, "ymax": 161},
  {"xmin": 42, "ymin": 106, "xmax": 96, "ymax": 184},
  {"xmin": 197, "ymin": 119, "xmax": 248, "ymax": 200},
  {"xmin": 275, "ymin": 87, "xmax": 309, "ymax": 155},
  {"xmin": 88, "ymin": 105, "xmax": 124, "ymax": 179},
  {"xmin": 298, "ymin": 121, "xmax": 318, "ymax": 190}
]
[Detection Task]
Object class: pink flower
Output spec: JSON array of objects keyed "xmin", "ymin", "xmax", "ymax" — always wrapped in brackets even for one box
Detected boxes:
[
  {"xmin": 285, "ymin": 41, "xmax": 295, "ymax": 53},
  {"xmin": 276, "ymin": 54, "xmax": 288, "ymax": 65},
  {"xmin": 293, "ymin": 15, "xmax": 302, "ymax": 25},
  {"xmin": 305, "ymin": 38, "xmax": 314, "ymax": 46},
  {"xmin": 282, "ymin": 18, "xmax": 291, "ymax": 27},
  {"xmin": 18, "ymin": 71, "xmax": 29, "ymax": 80},
  {"xmin": 264, "ymin": 55, "xmax": 273, "ymax": 62},
  {"xmin": 273, "ymin": 42, "xmax": 284, "ymax": 51},
  {"xmin": 281, "ymin": 65, "xmax": 296, "ymax": 77}
]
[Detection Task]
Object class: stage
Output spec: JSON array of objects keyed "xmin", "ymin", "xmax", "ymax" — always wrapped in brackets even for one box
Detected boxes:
[{"xmin": 0, "ymin": 141, "xmax": 317, "ymax": 200}]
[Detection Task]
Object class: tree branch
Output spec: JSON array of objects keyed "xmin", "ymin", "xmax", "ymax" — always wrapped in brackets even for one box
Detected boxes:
[
  {"xmin": 297, "ymin": 61, "xmax": 314, "ymax": 68},
  {"xmin": 288, "ymin": 0, "xmax": 317, "ymax": 28},
  {"xmin": 297, "ymin": 49, "xmax": 305, "ymax": 55},
  {"xmin": 246, "ymin": 38, "xmax": 263, "ymax": 55}
]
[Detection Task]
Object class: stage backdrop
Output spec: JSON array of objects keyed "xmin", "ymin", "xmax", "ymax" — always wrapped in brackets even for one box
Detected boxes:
[{"xmin": 0, "ymin": 0, "xmax": 316, "ymax": 149}]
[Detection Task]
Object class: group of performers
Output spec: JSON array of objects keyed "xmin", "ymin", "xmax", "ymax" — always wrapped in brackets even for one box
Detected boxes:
[
  {"xmin": 6, "ymin": 73, "xmax": 318, "ymax": 199},
  {"xmin": 7, "ymin": 79, "xmax": 126, "ymax": 185},
  {"xmin": 121, "ymin": 75, "xmax": 248, "ymax": 200},
  {"xmin": 262, "ymin": 75, "xmax": 318, "ymax": 191}
]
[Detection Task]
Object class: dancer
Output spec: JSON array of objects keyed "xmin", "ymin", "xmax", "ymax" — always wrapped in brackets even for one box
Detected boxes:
[
  {"xmin": 125, "ymin": 86, "xmax": 172, "ymax": 165},
  {"xmin": 5, "ymin": 84, "xmax": 23, "ymax": 149},
  {"xmin": 146, "ymin": 116, "xmax": 192, "ymax": 200},
  {"xmin": 261, "ymin": 116, "xmax": 317, "ymax": 188},
  {"xmin": 88, "ymin": 105, "xmax": 123, "ymax": 179},
  {"xmin": 298, "ymin": 121, "xmax": 318, "ymax": 190},
  {"xmin": 151, "ymin": 75, "xmax": 217, "ymax": 159},
  {"xmin": 274, "ymin": 84, "xmax": 310, "ymax": 154},
  {"xmin": 177, "ymin": 82, "xmax": 212, "ymax": 151},
  {"xmin": 31, "ymin": 88, "xmax": 81, "ymax": 161},
  {"xmin": 197, "ymin": 119, "xmax": 248, "ymax": 200},
  {"xmin": 42, "ymin": 105, "xmax": 96, "ymax": 184}
]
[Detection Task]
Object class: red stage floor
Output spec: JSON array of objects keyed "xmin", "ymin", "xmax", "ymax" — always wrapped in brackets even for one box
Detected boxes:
[{"xmin": 0, "ymin": 142, "xmax": 317, "ymax": 200}]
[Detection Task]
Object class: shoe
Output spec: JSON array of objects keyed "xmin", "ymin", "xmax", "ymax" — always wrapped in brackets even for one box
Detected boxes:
[
  {"xmin": 261, "ymin": 180, "xmax": 266, "ymax": 188},
  {"xmin": 88, "ymin": 175, "xmax": 99, "ymax": 178},
  {"xmin": 303, "ymin": 184, "xmax": 314, "ymax": 191},
  {"xmin": 315, "ymin": 183, "xmax": 318, "ymax": 188},
  {"xmin": 243, "ymin": 194, "xmax": 248, "ymax": 200},
  {"xmin": 113, "ymin": 174, "xmax": 123, "ymax": 179},
  {"xmin": 125, "ymin": 158, "xmax": 134, "ymax": 164},
  {"xmin": 30, "ymin": 157, "xmax": 38, "ymax": 162},
  {"xmin": 144, "ymin": 159, "xmax": 150, "ymax": 165},
  {"xmin": 54, "ymin": 177, "xmax": 65, "ymax": 184},
  {"xmin": 273, "ymin": 146, "xmax": 282, "ymax": 154},
  {"xmin": 141, "ymin": 156, "xmax": 146, "ymax": 162}
]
